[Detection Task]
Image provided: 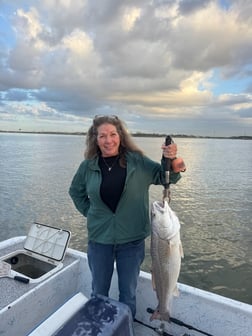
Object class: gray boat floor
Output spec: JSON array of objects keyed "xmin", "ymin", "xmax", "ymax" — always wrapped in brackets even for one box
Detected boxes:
[
  {"xmin": 134, "ymin": 320, "xmax": 173, "ymax": 336},
  {"xmin": 134, "ymin": 322, "xmax": 159, "ymax": 336}
]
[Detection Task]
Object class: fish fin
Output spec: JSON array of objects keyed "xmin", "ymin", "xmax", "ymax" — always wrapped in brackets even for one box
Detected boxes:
[
  {"xmin": 150, "ymin": 310, "xmax": 170, "ymax": 322},
  {"xmin": 180, "ymin": 242, "xmax": 184, "ymax": 258},
  {"xmin": 150, "ymin": 310, "xmax": 159, "ymax": 321},
  {"xmin": 173, "ymin": 285, "xmax": 179, "ymax": 297},
  {"xmin": 151, "ymin": 269, "xmax": 156, "ymax": 291}
]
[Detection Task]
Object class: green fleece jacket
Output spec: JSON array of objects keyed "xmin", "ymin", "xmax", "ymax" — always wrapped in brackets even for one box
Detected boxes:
[{"xmin": 69, "ymin": 151, "xmax": 180, "ymax": 244}]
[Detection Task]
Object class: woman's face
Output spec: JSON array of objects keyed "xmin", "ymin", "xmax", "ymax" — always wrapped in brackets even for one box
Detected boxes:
[{"xmin": 97, "ymin": 123, "xmax": 120, "ymax": 157}]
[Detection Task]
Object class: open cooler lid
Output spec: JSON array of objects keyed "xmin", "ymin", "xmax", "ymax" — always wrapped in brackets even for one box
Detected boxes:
[{"xmin": 24, "ymin": 222, "xmax": 71, "ymax": 262}]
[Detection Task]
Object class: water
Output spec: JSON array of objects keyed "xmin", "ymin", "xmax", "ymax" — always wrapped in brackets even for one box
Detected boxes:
[{"xmin": 0, "ymin": 133, "xmax": 251, "ymax": 304}]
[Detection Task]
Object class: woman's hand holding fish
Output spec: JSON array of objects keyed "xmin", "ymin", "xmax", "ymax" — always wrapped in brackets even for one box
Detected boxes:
[
  {"xmin": 162, "ymin": 142, "xmax": 186, "ymax": 173},
  {"xmin": 162, "ymin": 143, "xmax": 177, "ymax": 159}
]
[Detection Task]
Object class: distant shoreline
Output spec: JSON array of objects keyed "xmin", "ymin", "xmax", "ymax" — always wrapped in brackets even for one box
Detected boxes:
[{"xmin": 0, "ymin": 130, "xmax": 251, "ymax": 140}]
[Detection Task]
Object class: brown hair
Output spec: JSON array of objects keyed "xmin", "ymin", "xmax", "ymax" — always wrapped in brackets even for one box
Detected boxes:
[{"xmin": 84, "ymin": 115, "xmax": 144, "ymax": 167}]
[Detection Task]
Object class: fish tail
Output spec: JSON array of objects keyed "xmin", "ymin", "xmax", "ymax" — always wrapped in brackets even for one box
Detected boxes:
[
  {"xmin": 161, "ymin": 311, "xmax": 170, "ymax": 322},
  {"xmin": 149, "ymin": 309, "xmax": 170, "ymax": 322}
]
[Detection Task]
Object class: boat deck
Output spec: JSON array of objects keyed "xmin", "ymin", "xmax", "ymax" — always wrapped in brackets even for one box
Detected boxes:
[
  {"xmin": 1, "ymin": 237, "xmax": 252, "ymax": 336},
  {"xmin": 0, "ymin": 237, "xmax": 176, "ymax": 336}
]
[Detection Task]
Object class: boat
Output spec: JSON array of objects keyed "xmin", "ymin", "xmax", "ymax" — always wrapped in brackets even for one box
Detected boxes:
[{"xmin": 0, "ymin": 223, "xmax": 251, "ymax": 336}]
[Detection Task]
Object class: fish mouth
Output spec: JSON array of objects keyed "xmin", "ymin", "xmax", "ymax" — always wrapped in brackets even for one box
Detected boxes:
[{"xmin": 151, "ymin": 200, "xmax": 167, "ymax": 214}]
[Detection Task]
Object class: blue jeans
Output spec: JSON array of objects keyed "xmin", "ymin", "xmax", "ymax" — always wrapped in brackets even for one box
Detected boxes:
[{"xmin": 87, "ymin": 239, "xmax": 145, "ymax": 317}]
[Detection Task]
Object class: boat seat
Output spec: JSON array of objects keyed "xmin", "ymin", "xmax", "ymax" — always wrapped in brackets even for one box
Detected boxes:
[
  {"xmin": 28, "ymin": 292, "xmax": 89, "ymax": 336},
  {"xmin": 28, "ymin": 293, "xmax": 134, "ymax": 336}
]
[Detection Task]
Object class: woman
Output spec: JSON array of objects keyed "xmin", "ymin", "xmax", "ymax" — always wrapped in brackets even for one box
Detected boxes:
[{"xmin": 69, "ymin": 115, "xmax": 184, "ymax": 317}]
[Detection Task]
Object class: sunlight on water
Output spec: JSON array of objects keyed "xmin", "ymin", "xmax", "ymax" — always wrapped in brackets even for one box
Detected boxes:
[{"xmin": 0, "ymin": 134, "xmax": 251, "ymax": 304}]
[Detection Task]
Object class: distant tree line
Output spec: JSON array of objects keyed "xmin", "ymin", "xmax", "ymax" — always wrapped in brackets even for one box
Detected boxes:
[{"xmin": 0, "ymin": 130, "xmax": 251, "ymax": 140}]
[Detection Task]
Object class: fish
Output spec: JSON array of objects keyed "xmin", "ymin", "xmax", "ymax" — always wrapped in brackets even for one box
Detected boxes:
[{"xmin": 150, "ymin": 200, "xmax": 184, "ymax": 322}]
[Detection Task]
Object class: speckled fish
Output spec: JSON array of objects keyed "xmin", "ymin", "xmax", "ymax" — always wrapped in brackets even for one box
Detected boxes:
[{"xmin": 150, "ymin": 200, "xmax": 184, "ymax": 321}]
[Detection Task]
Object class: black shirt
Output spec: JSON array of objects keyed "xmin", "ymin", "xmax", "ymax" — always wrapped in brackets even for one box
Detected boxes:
[{"xmin": 99, "ymin": 156, "xmax": 126, "ymax": 213}]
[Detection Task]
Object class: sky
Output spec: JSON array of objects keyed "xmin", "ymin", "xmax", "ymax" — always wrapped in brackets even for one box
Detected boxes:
[{"xmin": 0, "ymin": 0, "xmax": 252, "ymax": 136}]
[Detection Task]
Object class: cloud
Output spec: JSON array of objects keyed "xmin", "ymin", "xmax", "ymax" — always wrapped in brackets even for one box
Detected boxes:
[
  {"xmin": 0, "ymin": 0, "xmax": 251, "ymax": 135},
  {"xmin": 178, "ymin": 0, "xmax": 212, "ymax": 15}
]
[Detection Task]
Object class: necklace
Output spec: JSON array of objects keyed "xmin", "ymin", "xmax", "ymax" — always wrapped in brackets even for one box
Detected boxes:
[{"xmin": 102, "ymin": 155, "xmax": 119, "ymax": 171}]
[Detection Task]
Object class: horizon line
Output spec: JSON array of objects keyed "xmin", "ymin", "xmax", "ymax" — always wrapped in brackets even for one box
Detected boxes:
[{"xmin": 0, "ymin": 130, "xmax": 251, "ymax": 140}]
